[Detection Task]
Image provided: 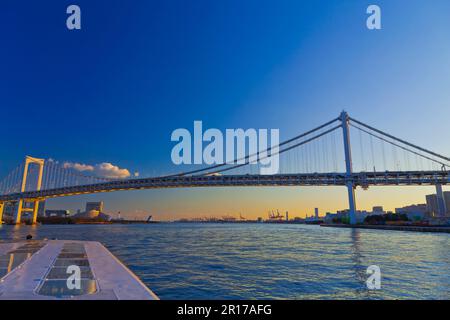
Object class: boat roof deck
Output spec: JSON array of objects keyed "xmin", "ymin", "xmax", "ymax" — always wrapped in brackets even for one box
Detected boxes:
[{"xmin": 0, "ymin": 240, "xmax": 158, "ymax": 300}]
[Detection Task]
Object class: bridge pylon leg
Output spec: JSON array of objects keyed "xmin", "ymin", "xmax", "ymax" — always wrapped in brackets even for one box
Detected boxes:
[
  {"xmin": 32, "ymin": 201, "xmax": 40, "ymax": 225},
  {"xmin": 14, "ymin": 200, "xmax": 23, "ymax": 225},
  {"xmin": 341, "ymin": 111, "xmax": 357, "ymax": 225},
  {"xmin": 0, "ymin": 202, "xmax": 4, "ymax": 224},
  {"xmin": 347, "ymin": 183, "xmax": 357, "ymax": 225}
]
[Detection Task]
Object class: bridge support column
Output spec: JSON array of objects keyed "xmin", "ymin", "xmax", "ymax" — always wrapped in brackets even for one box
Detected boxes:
[
  {"xmin": 14, "ymin": 200, "xmax": 24, "ymax": 224},
  {"xmin": 0, "ymin": 202, "xmax": 4, "ymax": 224},
  {"xmin": 346, "ymin": 183, "xmax": 357, "ymax": 224},
  {"xmin": 436, "ymin": 184, "xmax": 446, "ymax": 217},
  {"xmin": 32, "ymin": 201, "xmax": 40, "ymax": 225},
  {"xmin": 341, "ymin": 111, "xmax": 357, "ymax": 225}
]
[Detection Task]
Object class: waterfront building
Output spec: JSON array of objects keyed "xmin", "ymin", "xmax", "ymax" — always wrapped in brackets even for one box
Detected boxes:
[
  {"xmin": 3, "ymin": 202, "xmax": 16, "ymax": 217},
  {"xmin": 395, "ymin": 204, "xmax": 427, "ymax": 221},
  {"xmin": 304, "ymin": 208, "xmax": 323, "ymax": 223},
  {"xmin": 372, "ymin": 206, "xmax": 385, "ymax": 215},
  {"xmin": 74, "ymin": 209, "xmax": 110, "ymax": 220},
  {"xmin": 435, "ymin": 185, "xmax": 447, "ymax": 216},
  {"xmin": 426, "ymin": 194, "xmax": 438, "ymax": 216},
  {"xmin": 325, "ymin": 209, "xmax": 382, "ymax": 224},
  {"xmin": 37, "ymin": 200, "xmax": 46, "ymax": 216},
  {"xmin": 86, "ymin": 201, "xmax": 104, "ymax": 212},
  {"xmin": 444, "ymin": 192, "xmax": 450, "ymax": 216},
  {"xmin": 355, "ymin": 211, "xmax": 368, "ymax": 223},
  {"xmin": 45, "ymin": 209, "xmax": 70, "ymax": 218},
  {"xmin": 64, "ymin": 201, "xmax": 111, "ymax": 221},
  {"xmin": 324, "ymin": 212, "xmax": 341, "ymax": 224}
]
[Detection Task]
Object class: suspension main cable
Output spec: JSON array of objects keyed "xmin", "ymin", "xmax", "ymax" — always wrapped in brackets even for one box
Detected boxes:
[
  {"xmin": 204, "ymin": 125, "xmax": 341, "ymax": 175},
  {"xmin": 350, "ymin": 117, "xmax": 450, "ymax": 163},
  {"xmin": 166, "ymin": 117, "xmax": 341, "ymax": 177},
  {"xmin": 350, "ymin": 123, "xmax": 449, "ymax": 168}
]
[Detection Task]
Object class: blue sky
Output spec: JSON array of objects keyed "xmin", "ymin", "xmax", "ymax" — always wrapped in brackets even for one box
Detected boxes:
[{"xmin": 1, "ymin": 1, "xmax": 450, "ymax": 219}]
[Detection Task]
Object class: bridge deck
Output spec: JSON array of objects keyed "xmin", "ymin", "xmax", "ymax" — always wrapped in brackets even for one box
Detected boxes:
[
  {"xmin": 0, "ymin": 240, "xmax": 158, "ymax": 300},
  {"xmin": 0, "ymin": 170, "xmax": 449, "ymax": 202}
]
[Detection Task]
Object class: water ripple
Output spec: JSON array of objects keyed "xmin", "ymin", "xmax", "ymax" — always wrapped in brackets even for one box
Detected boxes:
[{"xmin": 1, "ymin": 223, "xmax": 449, "ymax": 299}]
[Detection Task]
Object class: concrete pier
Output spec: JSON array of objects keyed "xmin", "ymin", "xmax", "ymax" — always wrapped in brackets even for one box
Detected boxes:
[{"xmin": 321, "ymin": 224, "xmax": 450, "ymax": 234}]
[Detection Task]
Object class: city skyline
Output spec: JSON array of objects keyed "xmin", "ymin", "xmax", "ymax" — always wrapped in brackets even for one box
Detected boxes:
[
  {"xmin": 37, "ymin": 184, "xmax": 449, "ymax": 221},
  {"xmin": 2, "ymin": 1, "xmax": 450, "ymax": 219}
]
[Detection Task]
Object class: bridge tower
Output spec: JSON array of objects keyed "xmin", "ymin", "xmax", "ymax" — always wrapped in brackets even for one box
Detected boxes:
[
  {"xmin": 13, "ymin": 156, "xmax": 45, "ymax": 225},
  {"xmin": 340, "ymin": 111, "xmax": 357, "ymax": 225}
]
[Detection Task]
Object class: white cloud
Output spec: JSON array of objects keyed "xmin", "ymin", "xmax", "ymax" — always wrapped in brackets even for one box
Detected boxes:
[
  {"xmin": 95, "ymin": 162, "xmax": 131, "ymax": 179},
  {"xmin": 63, "ymin": 162, "xmax": 94, "ymax": 172},
  {"xmin": 63, "ymin": 161, "xmax": 132, "ymax": 179}
]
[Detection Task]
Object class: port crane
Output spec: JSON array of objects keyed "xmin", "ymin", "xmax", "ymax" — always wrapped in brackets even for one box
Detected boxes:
[{"xmin": 268, "ymin": 210, "xmax": 284, "ymax": 220}]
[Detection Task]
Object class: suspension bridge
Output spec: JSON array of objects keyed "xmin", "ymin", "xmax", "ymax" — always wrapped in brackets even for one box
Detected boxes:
[{"xmin": 0, "ymin": 111, "xmax": 449, "ymax": 225}]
